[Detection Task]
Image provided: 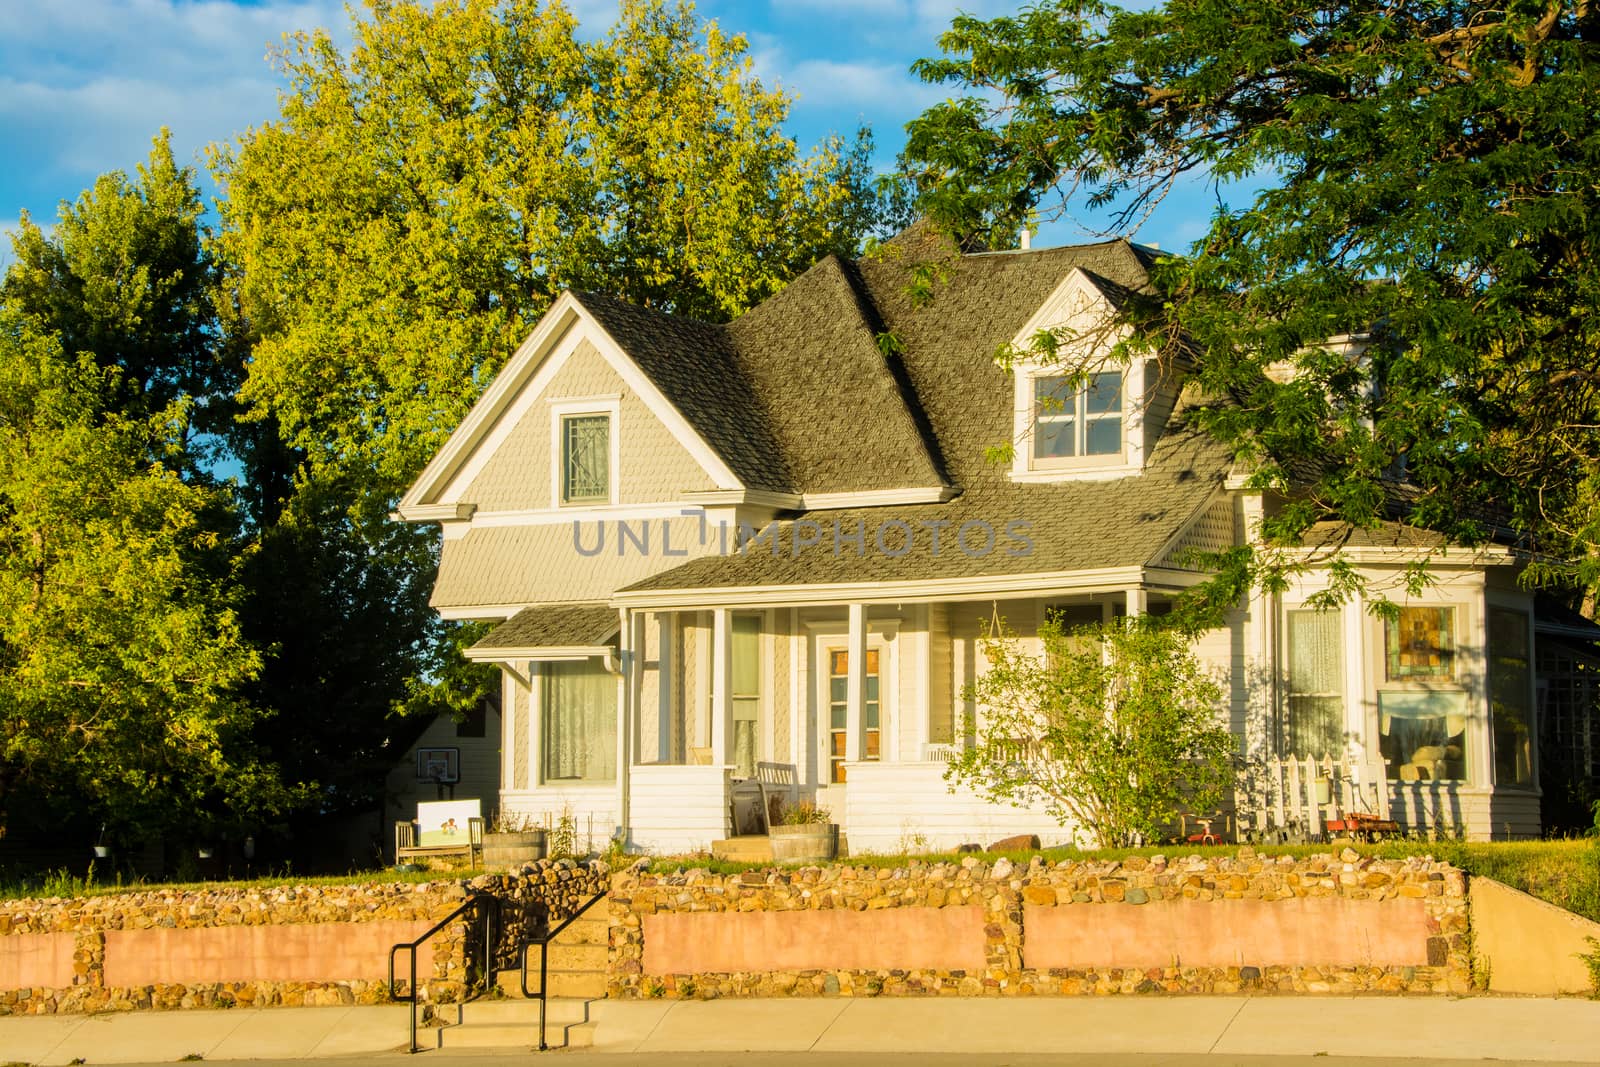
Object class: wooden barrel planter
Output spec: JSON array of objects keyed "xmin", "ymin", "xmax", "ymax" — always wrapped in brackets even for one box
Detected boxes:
[
  {"xmin": 769, "ymin": 823, "xmax": 839, "ymax": 864},
  {"xmin": 483, "ymin": 829, "xmax": 547, "ymax": 869}
]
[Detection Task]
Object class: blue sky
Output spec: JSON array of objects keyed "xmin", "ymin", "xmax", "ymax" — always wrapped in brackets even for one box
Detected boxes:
[{"xmin": 0, "ymin": 0, "xmax": 1227, "ymax": 259}]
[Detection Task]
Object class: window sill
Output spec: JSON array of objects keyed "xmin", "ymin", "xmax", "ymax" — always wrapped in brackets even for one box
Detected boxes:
[{"xmin": 1008, "ymin": 463, "xmax": 1142, "ymax": 484}]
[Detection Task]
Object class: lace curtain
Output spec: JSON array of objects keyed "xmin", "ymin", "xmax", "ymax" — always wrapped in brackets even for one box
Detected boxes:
[{"xmin": 542, "ymin": 661, "xmax": 617, "ymax": 782}]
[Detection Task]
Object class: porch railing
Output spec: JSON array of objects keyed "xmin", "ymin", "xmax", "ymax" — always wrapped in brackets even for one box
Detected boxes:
[{"xmin": 1237, "ymin": 755, "xmax": 1391, "ymax": 842}]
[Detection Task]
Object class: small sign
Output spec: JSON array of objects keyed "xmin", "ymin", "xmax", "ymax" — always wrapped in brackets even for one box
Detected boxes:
[{"xmin": 416, "ymin": 799, "xmax": 481, "ymax": 847}]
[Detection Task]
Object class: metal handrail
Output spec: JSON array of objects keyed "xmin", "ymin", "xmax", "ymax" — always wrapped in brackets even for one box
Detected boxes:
[
  {"xmin": 519, "ymin": 891, "xmax": 607, "ymax": 1051},
  {"xmin": 389, "ymin": 892, "xmax": 498, "ymax": 1054}
]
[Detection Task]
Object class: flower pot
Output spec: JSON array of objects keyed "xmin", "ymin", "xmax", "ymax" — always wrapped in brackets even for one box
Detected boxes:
[
  {"xmin": 769, "ymin": 823, "xmax": 838, "ymax": 864},
  {"xmin": 483, "ymin": 828, "xmax": 547, "ymax": 869},
  {"xmin": 92, "ymin": 845, "xmax": 110, "ymax": 859}
]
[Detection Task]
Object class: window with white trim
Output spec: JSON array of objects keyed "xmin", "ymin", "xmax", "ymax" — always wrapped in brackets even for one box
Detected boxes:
[
  {"xmin": 560, "ymin": 413, "xmax": 610, "ymax": 504},
  {"xmin": 1033, "ymin": 371, "xmax": 1124, "ymax": 461}
]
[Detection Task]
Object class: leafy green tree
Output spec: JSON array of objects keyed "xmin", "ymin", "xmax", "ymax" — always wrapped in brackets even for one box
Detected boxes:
[
  {"xmin": 906, "ymin": 1, "xmax": 1600, "ymax": 602},
  {"xmin": 0, "ymin": 307, "xmax": 289, "ymax": 840},
  {"xmin": 947, "ymin": 619, "xmax": 1234, "ymax": 848},
  {"xmin": 216, "ymin": 0, "xmax": 892, "ymax": 493},
  {"xmin": 4, "ymin": 131, "xmax": 225, "ymax": 441},
  {"xmin": 208, "ymin": 0, "xmax": 902, "ymax": 797}
]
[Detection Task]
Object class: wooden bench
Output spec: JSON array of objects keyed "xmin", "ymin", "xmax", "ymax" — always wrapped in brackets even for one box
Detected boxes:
[{"xmin": 395, "ymin": 816, "xmax": 484, "ymax": 866}]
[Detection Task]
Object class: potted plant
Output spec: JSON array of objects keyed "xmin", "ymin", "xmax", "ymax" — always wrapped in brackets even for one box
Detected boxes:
[
  {"xmin": 768, "ymin": 801, "xmax": 838, "ymax": 863},
  {"xmin": 482, "ymin": 811, "xmax": 547, "ymax": 869}
]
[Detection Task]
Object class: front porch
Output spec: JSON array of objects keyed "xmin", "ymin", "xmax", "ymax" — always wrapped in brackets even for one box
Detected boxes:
[{"xmin": 479, "ymin": 565, "xmax": 1554, "ymax": 852}]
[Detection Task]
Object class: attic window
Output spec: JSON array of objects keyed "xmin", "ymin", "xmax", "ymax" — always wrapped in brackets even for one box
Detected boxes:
[
  {"xmin": 561, "ymin": 414, "xmax": 610, "ymax": 503},
  {"xmin": 1033, "ymin": 372, "xmax": 1123, "ymax": 462}
]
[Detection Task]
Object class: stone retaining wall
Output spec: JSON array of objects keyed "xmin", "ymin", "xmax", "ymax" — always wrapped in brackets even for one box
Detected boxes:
[
  {"xmin": 0, "ymin": 858, "xmax": 613, "ymax": 1016},
  {"xmin": 0, "ymin": 882, "xmax": 477, "ymax": 1016},
  {"xmin": 607, "ymin": 848, "xmax": 1471, "ymax": 998},
  {"xmin": 472, "ymin": 858, "xmax": 610, "ymax": 970}
]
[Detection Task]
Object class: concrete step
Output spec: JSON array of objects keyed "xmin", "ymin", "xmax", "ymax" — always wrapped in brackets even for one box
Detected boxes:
[
  {"xmin": 447, "ymin": 999, "xmax": 591, "ymax": 1026},
  {"xmin": 435, "ymin": 998, "xmax": 596, "ymax": 1050},
  {"xmin": 712, "ymin": 834, "xmax": 773, "ymax": 862},
  {"xmin": 558, "ymin": 916, "xmax": 609, "ymax": 945},
  {"xmin": 496, "ymin": 967, "xmax": 607, "ymax": 1000},
  {"xmin": 547, "ymin": 942, "xmax": 607, "ymax": 971}
]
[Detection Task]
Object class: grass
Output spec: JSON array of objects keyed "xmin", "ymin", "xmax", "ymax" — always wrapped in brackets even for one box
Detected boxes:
[
  {"xmin": 644, "ymin": 838, "xmax": 1600, "ymax": 923},
  {"xmin": 0, "ymin": 864, "xmax": 470, "ymax": 901}
]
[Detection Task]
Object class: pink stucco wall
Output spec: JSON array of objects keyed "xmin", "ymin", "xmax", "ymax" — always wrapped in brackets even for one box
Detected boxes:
[
  {"xmin": 103, "ymin": 919, "xmax": 435, "ymax": 985},
  {"xmin": 643, "ymin": 905, "xmax": 987, "ymax": 974},
  {"xmin": 1023, "ymin": 898, "xmax": 1430, "ymax": 969},
  {"xmin": 0, "ymin": 931, "xmax": 74, "ymax": 989}
]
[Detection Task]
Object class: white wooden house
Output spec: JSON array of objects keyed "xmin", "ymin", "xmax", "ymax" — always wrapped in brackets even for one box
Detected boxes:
[{"xmin": 397, "ymin": 227, "xmax": 1565, "ymax": 849}]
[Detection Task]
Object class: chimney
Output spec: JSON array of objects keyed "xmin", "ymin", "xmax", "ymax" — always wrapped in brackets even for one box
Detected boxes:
[{"xmin": 1019, "ymin": 227, "xmax": 1032, "ymax": 250}]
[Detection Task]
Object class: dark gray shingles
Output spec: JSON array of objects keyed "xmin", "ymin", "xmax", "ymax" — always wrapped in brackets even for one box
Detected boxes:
[
  {"xmin": 620, "ymin": 413, "xmax": 1229, "ymax": 592},
  {"xmin": 574, "ymin": 292, "xmax": 794, "ymax": 493},
  {"xmin": 723, "ymin": 256, "xmax": 947, "ymax": 494},
  {"xmin": 470, "ymin": 604, "xmax": 619, "ymax": 651}
]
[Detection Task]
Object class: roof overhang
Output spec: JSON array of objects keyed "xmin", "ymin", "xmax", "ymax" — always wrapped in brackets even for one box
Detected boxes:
[
  {"xmin": 610, "ymin": 565, "xmax": 1189, "ymax": 610},
  {"xmin": 466, "ymin": 604, "xmax": 622, "ymax": 673}
]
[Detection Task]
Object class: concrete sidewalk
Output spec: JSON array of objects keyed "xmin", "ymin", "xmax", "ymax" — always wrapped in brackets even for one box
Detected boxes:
[
  {"xmin": 4, "ymin": 996, "xmax": 1600, "ymax": 1064},
  {"xmin": 2, "ymin": 1004, "xmax": 413, "ymax": 1064}
]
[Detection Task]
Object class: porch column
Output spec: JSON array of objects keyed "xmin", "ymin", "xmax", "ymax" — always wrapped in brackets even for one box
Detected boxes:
[
  {"xmin": 846, "ymin": 602, "xmax": 867, "ymax": 762},
  {"xmin": 711, "ymin": 607, "xmax": 732, "ymax": 766},
  {"xmin": 617, "ymin": 610, "xmax": 637, "ymax": 842},
  {"xmin": 657, "ymin": 613, "xmax": 676, "ymax": 763},
  {"xmin": 1126, "ymin": 587, "xmax": 1147, "ymax": 619}
]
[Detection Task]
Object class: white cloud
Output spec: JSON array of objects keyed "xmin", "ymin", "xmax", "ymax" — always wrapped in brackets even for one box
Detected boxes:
[
  {"xmin": 779, "ymin": 58, "xmax": 948, "ymax": 113},
  {"xmin": 0, "ymin": 0, "xmax": 349, "ymax": 221}
]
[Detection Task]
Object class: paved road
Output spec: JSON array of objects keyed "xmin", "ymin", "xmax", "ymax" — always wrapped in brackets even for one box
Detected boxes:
[{"xmin": 93, "ymin": 1055, "xmax": 1600, "ymax": 1067}]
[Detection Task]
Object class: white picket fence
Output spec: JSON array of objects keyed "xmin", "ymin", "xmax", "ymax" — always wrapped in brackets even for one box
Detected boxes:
[{"xmin": 1236, "ymin": 755, "xmax": 1392, "ymax": 842}]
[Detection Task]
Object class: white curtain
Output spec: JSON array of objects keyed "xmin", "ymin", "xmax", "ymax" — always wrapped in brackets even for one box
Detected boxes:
[
  {"xmin": 1286, "ymin": 610, "xmax": 1343, "ymax": 756},
  {"xmin": 542, "ymin": 661, "xmax": 617, "ymax": 782}
]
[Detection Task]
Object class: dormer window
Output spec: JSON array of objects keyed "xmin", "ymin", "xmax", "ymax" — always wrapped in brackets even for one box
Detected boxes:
[
  {"xmin": 1012, "ymin": 360, "xmax": 1143, "ymax": 482},
  {"xmin": 1034, "ymin": 372, "xmax": 1124, "ymax": 462}
]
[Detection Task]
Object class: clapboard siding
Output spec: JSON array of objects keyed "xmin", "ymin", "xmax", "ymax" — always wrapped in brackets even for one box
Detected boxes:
[
  {"xmin": 386, "ymin": 705, "xmax": 502, "ymax": 851},
  {"xmin": 631, "ymin": 765, "xmax": 731, "ymax": 852},
  {"xmin": 841, "ymin": 761, "xmax": 1074, "ymax": 853}
]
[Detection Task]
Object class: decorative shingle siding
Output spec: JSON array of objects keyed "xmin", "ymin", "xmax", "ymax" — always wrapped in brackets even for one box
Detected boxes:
[
  {"xmin": 511, "ymin": 680, "xmax": 530, "ymax": 791},
  {"xmin": 462, "ymin": 339, "xmax": 717, "ymax": 510},
  {"xmin": 1157, "ymin": 494, "xmax": 1238, "ymax": 570},
  {"xmin": 432, "ymin": 517, "xmax": 715, "ymax": 610}
]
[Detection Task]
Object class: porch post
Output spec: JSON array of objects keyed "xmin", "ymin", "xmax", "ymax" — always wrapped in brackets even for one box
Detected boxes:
[
  {"xmin": 711, "ymin": 607, "xmax": 732, "ymax": 766},
  {"xmin": 846, "ymin": 602, "xmax": 867, "ymax": 762},
  {"xmin": 617, "ymin": 609, "xmax": 636, "ymax": 842},
  {"xmin": 656, "ymin": 613, "xmax": 675, "ymax": 763},
  {"xmin": 1126, "ymin": 587, "xmax": 1147, "ymax": 619}
]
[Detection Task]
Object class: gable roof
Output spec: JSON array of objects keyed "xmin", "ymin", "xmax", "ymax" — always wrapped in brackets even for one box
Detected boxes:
[{"xmin": 572, "ymin": 292, "xmax": 793, "ymax": 493}]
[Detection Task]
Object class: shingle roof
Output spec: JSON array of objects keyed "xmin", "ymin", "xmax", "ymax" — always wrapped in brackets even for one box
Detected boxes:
[
  {"xmin": 574, "ymin": 292, "xmax": 793, "ymax": 493},
  {"xmin": 723, "ymin": 256, "xmax": 946, "ymax": 494},
  {"xmin": 620, "ymin": 412, "xmax": 1227, "ymax": 593},
  {"xmin": 470, "ymin": 604, "xmax": 618, "ymax": 652}
]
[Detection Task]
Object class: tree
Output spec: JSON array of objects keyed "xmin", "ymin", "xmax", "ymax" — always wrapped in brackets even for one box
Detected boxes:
[
  {"xmin": 4, "ymin": 131, "xmax": 225, "ymax": 442},
  {"xmin": 0, "ymin": 306, "xmax": 290, "ymax": 840},
  {"xmin": 207, "ymin": 0, "xmax": 903, "ymax": 802},
  {"xmin": 905, "ymin": 2, "xmax": 1600, "ymax": 605},
  {"xmin": 947, "ymin": 618, "xmax": 1234, "ymax": 848},
  {"xmin": 215, "ymin": 0, "xmax": 894, "ymax": 495}
]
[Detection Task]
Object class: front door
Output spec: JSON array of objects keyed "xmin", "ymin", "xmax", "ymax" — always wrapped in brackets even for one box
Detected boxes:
[{"xmin": 825, "ymin": 646, "xmax": 881, "ymax": 783}]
